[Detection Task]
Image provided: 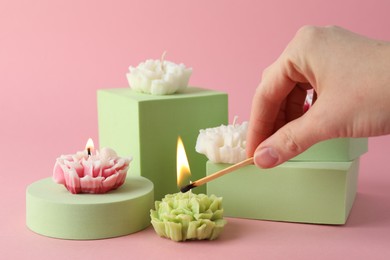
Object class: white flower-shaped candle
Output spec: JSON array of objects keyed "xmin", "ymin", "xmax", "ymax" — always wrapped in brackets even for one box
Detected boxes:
[
  {"xmin": 53, "ymin": 139, "xmax": 132, "ymax": 194},
  {"xmin": 196, "ymin": 117, "xmax": 248, "ymax": 164},
  {"xmin": 126, "ymin": 52, "xmax": 192, "ymax": 95}
]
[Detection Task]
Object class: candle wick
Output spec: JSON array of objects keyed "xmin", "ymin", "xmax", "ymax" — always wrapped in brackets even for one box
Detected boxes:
[
  {"xmin": 232, "ymin": 115, "xmax": 238, "ymax": 127},
  {"xmin": 160, "ymin": 50, "xmax": 167, "ymax": 72},
  {"xmin": 87, "ymin": 148, "xmax": 91, "ymax": 156},
  {"xmin": 189, "ymin": 180, "xmax": 192, "ymax": 201}
]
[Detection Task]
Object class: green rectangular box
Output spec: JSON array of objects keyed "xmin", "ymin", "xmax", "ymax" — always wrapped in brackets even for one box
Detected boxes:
[
  {"xmin": 290, "ymin": 138, "xmax": 367, "ymax": 162},
  {"xmin": 206, "ymin": 159, "xmax": 360, "ymax": 224},
  {"xmin": 98, "ymin": 87, "xmax": 228, "ymax": 200}
]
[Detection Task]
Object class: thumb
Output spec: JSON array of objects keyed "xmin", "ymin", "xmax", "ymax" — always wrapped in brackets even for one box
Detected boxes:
[{"xmin": 253, "ymin": 111, "xmax": 327, "ymax": 168}]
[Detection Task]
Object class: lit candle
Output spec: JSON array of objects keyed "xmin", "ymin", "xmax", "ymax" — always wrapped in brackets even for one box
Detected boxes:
[
  {"xmin": 126, "ymin": 52, "xmax": 192, "ymax": 95},
  {"xmin": 53, "ymin": 138, "xmax": 132, "ymax": 194},
  {"xmin": 196, "ymin": 117, "xmax": 248, "ymax": 164},
  {"xmin": 150, "ymin": 136, "xmax": 227, "ymax": 242},
  {"xmin": 85, "ymin": 138, "xmax": 94, "ymax": 156}
]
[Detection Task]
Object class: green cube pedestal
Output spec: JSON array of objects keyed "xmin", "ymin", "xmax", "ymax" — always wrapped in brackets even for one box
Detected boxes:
[
  {"xmin": 290, "ymin": 138, "xmax": 367, "ymax": 161},
  {"xmin": 206, "ymin": 159, "xmax": 360, "ymax": 224},
  {"xmin": 98, "ymin": 87, "xmax": 228, "ymax": 200}
]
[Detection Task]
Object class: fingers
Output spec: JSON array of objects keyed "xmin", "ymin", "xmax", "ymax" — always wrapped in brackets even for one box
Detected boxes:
[
  {"xmin": 246, "ymin": 26, "xmax": 326, "ymax": 164},
  {"xmin": 247, "ymin": 25, "xmax": 390, "ymax": 168},
  {"xmin": 285, "ymin": 84, "xmax": 308, "ymax": 122},
  {"xmin": 253, "ymin": 107, "xmax": 325, "ymax": 168},
  {"xmin": 246, "ymin": 57, "xmax": 306, "ymax": 158},
  {"xmin": 272, "ymin": 85, "xmax": 308, "ymax": 131}
]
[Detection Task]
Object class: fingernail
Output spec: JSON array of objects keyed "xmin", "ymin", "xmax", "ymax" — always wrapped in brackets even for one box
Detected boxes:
[{"xmin": 254, "ymin": 147, "xmax": 279, "ymax": 168}]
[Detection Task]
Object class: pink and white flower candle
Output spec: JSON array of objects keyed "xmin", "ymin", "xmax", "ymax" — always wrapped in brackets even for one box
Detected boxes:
[{"xmin": 53, "ymin": 138, "xmax": 132, "ymax": 194}]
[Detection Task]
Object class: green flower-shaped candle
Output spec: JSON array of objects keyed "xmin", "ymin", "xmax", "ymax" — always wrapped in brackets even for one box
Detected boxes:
[
  {"xmin": 150, "ymin": 136, "xmax": 227, "ymax": 242},
  {"xmin": 150, "ymin": 192, "xmax": 226, "ymax": 242}
]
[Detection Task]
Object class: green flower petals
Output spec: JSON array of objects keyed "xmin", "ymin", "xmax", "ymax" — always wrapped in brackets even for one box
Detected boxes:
[{"xmin": 150, "ymin": 192, "xmax": 227, "ymax": 242}]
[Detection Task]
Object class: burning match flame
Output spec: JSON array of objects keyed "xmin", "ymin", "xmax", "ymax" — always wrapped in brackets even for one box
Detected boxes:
[{"xmin": 177, "ymin": 136, "xmax": 191, "ymax": 188}]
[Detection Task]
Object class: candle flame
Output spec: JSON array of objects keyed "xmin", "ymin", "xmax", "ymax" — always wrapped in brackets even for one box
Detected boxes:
[
  {"xmin": 177, "ymin": 136, "xmax": 191, "ymax": 188},
  {"xmin": 85, "ymin": 138, "xmax": 95, "ymax": 155}
]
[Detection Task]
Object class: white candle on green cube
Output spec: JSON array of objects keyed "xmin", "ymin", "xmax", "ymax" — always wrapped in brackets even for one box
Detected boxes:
[
  {"xmin": 196, "ymin": 117, "xmax": 248, "ymax": 164},
  {"xmin": 126, "ymin": 52, "xmax": 192, "ymax": 95}
]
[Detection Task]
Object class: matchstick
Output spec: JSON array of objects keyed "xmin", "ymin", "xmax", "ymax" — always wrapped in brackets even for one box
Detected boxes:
[{"xmin": 180, "ymin": 157, "xmax": 254, "ymax": 192}]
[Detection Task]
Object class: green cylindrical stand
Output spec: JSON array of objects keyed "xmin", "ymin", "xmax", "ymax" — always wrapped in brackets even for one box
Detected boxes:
[{"xmin": 26, "ymin": 176, "xmax": 153, "ymax": 240}]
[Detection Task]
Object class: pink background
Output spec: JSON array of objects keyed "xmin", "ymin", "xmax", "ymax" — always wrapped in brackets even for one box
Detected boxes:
[{"xmin": 1, "ymin": 0, "xmax": 390, "ymax": 259}]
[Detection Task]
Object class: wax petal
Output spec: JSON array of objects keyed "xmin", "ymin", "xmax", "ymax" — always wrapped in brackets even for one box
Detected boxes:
[
  {"xmin": 210, "ymin": 219, "xmax": 226, "ymax": 240},
  {"xmin": 102, "ymin": 173, "xmax": 118, "ymax": 190},
  {"xmin": 186, "ymin": 221, "xmax": 198, "ymax": 240},
  {"xmin": 102, "ymin": 167, "xmax": 115, "ymax": 178},
  {"xmin": 151, "ymin": 219, "xmax": 167, "ymax": 238},
  {"xmin": 94, "ymin": 160, "xmax": 104, "ymax": 178},
  {"xmin": 196, "ymin": 222, "xmax": 213, "ymax": 240},
  {"xmin": 98, "ymin": 147, "xmax": 118, "ymax": 160},
  {"xmin": 164, "ymin": 222, "xmax": 183, "ymax": 242},
  {"xmin": 64, "ymin": 169, "xmax": 81, "ymax": 194},
  {"xmin": 194, "ymin": 212, "xmax": 213, "ymax": 220},
  {"xmin": 80, "ymin": 175, "xmax": 104, "ymax": 194},
  {"xmin": 212, "ymin": 209, "xmax": 224, "ymax": 220},
  {"xmin": 53, "ymin": 161, "xmax": 66, "ymax": 184}
]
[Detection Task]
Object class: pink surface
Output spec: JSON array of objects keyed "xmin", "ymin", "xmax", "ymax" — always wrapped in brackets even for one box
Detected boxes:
[{"xmin": 1, "ymin": 0, "xmax": 390, "ymax": 259}]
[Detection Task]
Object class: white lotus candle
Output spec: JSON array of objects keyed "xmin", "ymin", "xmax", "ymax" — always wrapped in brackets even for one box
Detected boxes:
[
  {"xmin": 126, "ymin": 53, "xmax": 192, "ymax": 95},
  {"xmin": 195, "ymin": 117, "xmax": 248, "ymax": 164}
]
